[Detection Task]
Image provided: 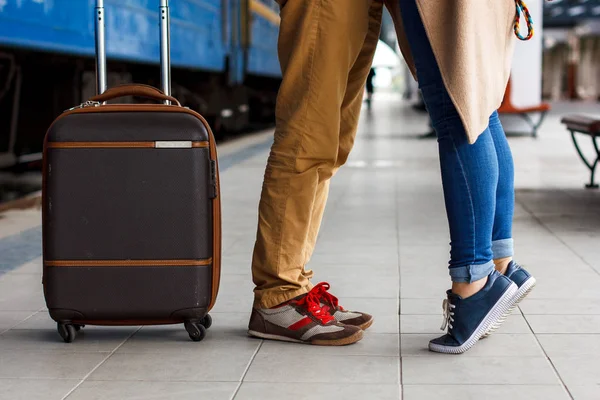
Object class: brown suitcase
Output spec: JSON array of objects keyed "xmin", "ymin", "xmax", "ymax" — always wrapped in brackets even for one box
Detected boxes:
[{"xmin": 41, "ymin": 0, "xmax": 221, "ymax": 343}]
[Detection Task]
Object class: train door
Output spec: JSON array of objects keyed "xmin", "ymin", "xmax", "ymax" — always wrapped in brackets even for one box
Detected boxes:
[
  {"xmin": 0, "ymin": 54, "xmax": 20, "ymax": 168},
  {"xmin": 228, "ymin": 0, "xmax": 247, "ymax": 87},
  {"xmin": 216, "ymin": 0, "xmax": 249, "ymax": 133}
]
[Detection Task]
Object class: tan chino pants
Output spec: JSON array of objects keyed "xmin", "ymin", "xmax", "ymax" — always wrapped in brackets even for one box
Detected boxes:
[{"xmin": 252, "ymin": 0, "xmax": 383, "ymax": 308}]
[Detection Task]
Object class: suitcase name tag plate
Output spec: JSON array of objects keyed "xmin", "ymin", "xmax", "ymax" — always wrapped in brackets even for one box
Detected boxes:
[{"xmin": 155, "ymin": 141, "xmax": 192, "ymax": 148}]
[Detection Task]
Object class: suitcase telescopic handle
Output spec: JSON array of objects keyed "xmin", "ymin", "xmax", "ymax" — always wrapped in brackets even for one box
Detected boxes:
[
  {"xmin": 160, "ymin": 0, "xmax": 172, "ymax": 102},
  {"xmin": 95, "ymin": 0, "xmax": 107, "ymax": 96},
  {"xmin": 89, "ymin": 84, "xmax": 181, "ymax": 106},
  {"xmin": 95, "ymin": 0, "xmax": 172, "ymax": 104}
]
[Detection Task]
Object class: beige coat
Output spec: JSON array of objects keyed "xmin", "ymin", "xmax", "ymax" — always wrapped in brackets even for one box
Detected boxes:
[{"xmin": 386, "ymin": 0, "xmax": 516, "ymax": 144}]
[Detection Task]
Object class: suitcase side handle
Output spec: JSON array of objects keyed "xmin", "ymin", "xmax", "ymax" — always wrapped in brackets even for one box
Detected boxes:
[{"xmin": 89, "ymin": 84, "xmax": 181, "ymax": 106}]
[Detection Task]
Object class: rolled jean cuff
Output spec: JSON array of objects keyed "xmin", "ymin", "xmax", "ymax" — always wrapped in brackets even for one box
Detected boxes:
[
  {"xmin": 492, "ymin": 238, "xmax": 514, "ymax": 259},
  {"xmin": 449, "ymin": 260, "xmax": 495, "ymax": 283}
]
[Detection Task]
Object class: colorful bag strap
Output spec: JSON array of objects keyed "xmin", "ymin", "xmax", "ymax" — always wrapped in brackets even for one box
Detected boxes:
[{"xmin": 514, "ymin": 0, "xmax": 534, "ymax": 41}]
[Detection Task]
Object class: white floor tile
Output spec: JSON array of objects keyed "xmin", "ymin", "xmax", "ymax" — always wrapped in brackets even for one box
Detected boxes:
[
  {"xmin": 402, "ymin": 356, "xmax": 560, "ymax": 385},
  {"xmin": 0, "ymin": 378, "xmax": 78, "ymax": 400},
  {"xmin": 236, "ymin": 383, "xmax": 401, "ymax": 400},
  {"xmin": 245, "ymin": 353, "xmax": 400, "ymax": 384},
  {"xmin": 403, "ymin": 385, "xmax": 569, "ymax": 400},
  {"xmin": 67, "ymin": 381, "xmax": 238, "ymax": 400}
]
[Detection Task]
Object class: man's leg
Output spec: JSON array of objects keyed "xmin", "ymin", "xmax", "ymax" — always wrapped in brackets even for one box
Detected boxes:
[
  {"xmin": 336, "ymin": 3, "xmax": 382, "ymax": 171},
  {"xmin": 301, "ymin": 3, "xmax": 383, "ymax": 332},
  {"xmin": 301, "ymin": 1, "xmax": 383, "ymax": 271},
  {"xmin": 300, "ymin": 179, "xmax": 328, "ymax": 278},
  {"xmin": 251, "ymin": 0, "xmax": 376, "ymax": 310}
]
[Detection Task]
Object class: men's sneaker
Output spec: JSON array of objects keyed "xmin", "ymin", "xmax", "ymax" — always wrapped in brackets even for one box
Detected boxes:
[
  {"xmin": 429, "ymin": 270, "xmax": 518, "ymax": 354},
  {"xmin": 248, "ymin": 285, "xmax": 363, "ymax": 346},
  {"xmin": 482, "ymin": 261, "xmax": 536, "ymax": 338},
  {"xmin": 312, "ymin": 282, "xmax": 374, "ymax": 330}
]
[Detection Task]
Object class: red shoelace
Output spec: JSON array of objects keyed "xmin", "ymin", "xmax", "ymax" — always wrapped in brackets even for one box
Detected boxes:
[
  {"xmin": 296, "ymin": 283, "xmax": 335, "ymax": 324},
  {"xmin": 313, "ymin": 282, "xmax": 346, "ymax": 313},
  {"xmin": 313, "ymin": 282, "xmax": 345, "ymax": 311}
]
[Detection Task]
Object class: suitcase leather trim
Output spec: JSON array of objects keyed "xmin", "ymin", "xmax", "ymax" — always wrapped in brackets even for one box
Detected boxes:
[
  {"xmin": 45, "ymin": 258, "xmax": 212, "ymax": 267},
  {"xmin": 43, "ymin": 103, "xmax": 222, "ymax": 313},
  {"xmin": 46, "ymin": 141, "xmax": 209, "ymax": 149}
]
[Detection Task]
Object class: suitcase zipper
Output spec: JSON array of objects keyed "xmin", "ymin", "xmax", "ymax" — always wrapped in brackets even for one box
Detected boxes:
[{"xmin": 65, "ymin": 101, "xmax": 101, "ymax": 112}]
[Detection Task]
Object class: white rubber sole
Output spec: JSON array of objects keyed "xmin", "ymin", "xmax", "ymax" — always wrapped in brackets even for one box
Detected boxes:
[
  {"xmin": 428, "ymin": 282, "xmax": 518, "ymax": 354},
  {"xmin": 481, "ymin": 276, "xmax": 536, "ymax": 338}
]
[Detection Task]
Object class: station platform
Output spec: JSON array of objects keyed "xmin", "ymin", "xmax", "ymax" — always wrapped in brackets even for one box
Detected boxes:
[{"xmin": 1, "ymin": 96, "xmax": 599, "ymax": 400}]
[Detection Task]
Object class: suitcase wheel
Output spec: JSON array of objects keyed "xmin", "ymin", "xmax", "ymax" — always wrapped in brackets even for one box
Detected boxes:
[
  {"xmin": 57, "ymin": 323, "xmax": 77, "ymax": 343},
  {"xmin": 184, "ymin": 320, "xmax": 207, "ymax": 342},
  {"xmin": 200, "ymin": 314, "xmax": 212, "ymax": 330}
]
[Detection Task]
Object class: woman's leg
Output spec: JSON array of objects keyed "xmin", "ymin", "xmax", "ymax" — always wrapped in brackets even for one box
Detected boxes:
[
  {"xmin": 484, "ymin": 112, "xmax": 536, "ymax": 336},
  {"xmin": 488, "ymin": 112, "xmax": 515, "ymax": 273},
  {"xmin": 399, "ymin": 0, "xmax": 497, "ymax": 293},
  {"xmin": 399, "ymin": 0, "xmax": 519, "ymax": 353}
]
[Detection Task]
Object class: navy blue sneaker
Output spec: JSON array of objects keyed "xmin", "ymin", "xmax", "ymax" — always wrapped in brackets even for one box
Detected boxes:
[
  {"xmin": 429, "ymin": 270, "xmax": 518, "ymax": 354},
  {"xmin": 505, "ymin": 261, "xmax": 536, "ymax": 301},
  {"xmin": 482, "ymin": 261, "xmax": 536, "ymax": 338}
]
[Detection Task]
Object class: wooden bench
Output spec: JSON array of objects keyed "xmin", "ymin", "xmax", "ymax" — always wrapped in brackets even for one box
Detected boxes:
[
  {"xmin": 561, "ymin": 115, "xmax": 600, "ymax": 189},
  {"xmin": 498, "ymin": 78, "xmax": 551, "ymax": 138}
]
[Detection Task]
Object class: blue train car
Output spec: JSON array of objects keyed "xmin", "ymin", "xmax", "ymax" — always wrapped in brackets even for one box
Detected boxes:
[
  {"xmin": 247, "ymin": 0, "xmax": 280, "ymax": 77},
  {"xmin": 0, "ymin": 0, "xmax": 281, "ymax": 167}
]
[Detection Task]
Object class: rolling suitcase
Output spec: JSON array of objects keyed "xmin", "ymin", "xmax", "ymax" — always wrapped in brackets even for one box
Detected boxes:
[{"xmin": 42, "ymin": 0, "xmax": 221, "ymax": 343}]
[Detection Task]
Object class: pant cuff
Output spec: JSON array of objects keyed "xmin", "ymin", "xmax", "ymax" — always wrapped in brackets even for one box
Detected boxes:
[
  {"xmin": 492, "ymin": 238, "xmax": 514, "ymax": 259},
  {"xmin": 253, "ymin": 283, "xmax": 313, "ymax": 309},
  {"xmin": 449, "ymin": 260, "xmax": 495, "ymax": 283}
]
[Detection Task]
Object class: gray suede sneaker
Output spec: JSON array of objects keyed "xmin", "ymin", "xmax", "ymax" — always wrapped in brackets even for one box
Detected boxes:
[{"xmin": 248, "ymin": 284, "xmax": 363, "ymax": 346}]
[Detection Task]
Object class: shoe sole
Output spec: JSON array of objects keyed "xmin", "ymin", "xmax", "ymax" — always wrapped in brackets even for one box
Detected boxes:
[
  {"xmin": 428, "ymin": 282, "xmax": 518, "ymax": 355},
  {"xmin": 481, "ymin": 276, "xmax": 536, "ymax": 339},
  {"xmin": 337, "ymin": 316, "xmax": 373, "ymax": 331},
  {"xmin": 247, "ymin": 329, "xmax": 364, "ymax": 346},
  {"xmin": 358, "ymin": 318, "xmax": 374, "ymax": 331}
]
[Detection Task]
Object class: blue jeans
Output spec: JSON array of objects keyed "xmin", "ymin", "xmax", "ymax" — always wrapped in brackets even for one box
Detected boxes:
[{"xmin": 400, "ymin": 0, "xmax": 515, "ymax": 283}]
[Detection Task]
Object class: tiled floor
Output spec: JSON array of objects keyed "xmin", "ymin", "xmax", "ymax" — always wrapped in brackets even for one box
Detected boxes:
[{"xmin": 1, "ymin": 97, "xmax": 599, "ymax": 399}]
